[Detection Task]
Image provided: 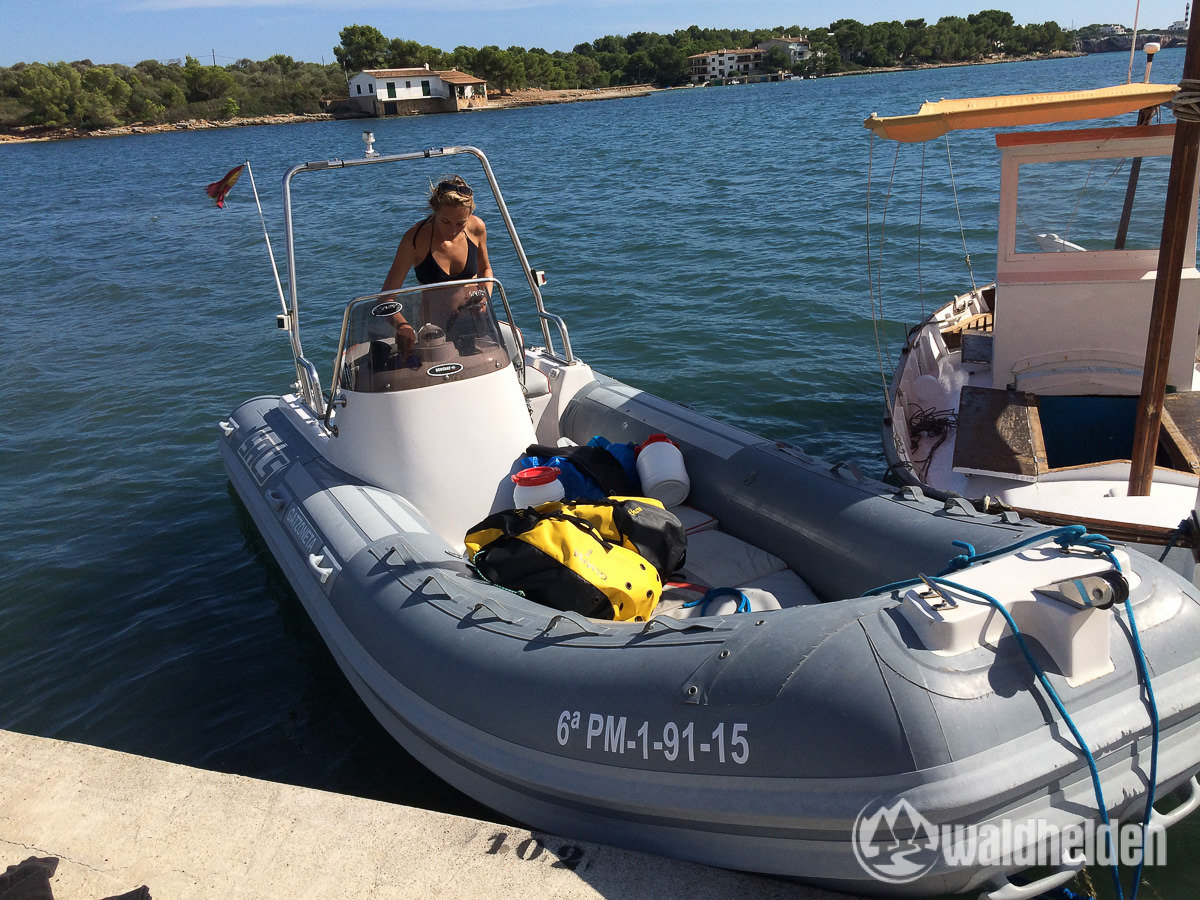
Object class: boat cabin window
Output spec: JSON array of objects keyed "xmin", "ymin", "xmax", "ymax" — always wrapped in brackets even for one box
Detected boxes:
[
  {"xmin": 996, "ymin": 127, "xmax": 1198, "ymax": 275},
  {"xmin": 1012, "ymin": 153, "xmax": 1172, "ymax": 255},
  {"xmin": 338, "ymin": 282, "xmax": 510, "ymax": 394}
]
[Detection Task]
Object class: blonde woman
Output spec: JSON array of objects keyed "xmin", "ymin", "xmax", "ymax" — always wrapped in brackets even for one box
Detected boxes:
[{"xmin": 383, "ymin": 176, "xmax": 493, "ymax": 357}]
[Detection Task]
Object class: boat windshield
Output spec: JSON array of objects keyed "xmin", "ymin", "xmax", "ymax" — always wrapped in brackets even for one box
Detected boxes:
[
  {"xmin": 1013, "ymin": 153, "xmax": 1173, "ymax": 255},
  {"xmin": 337, "ymin": 280, "xmax": 511, "ymax": 394}
]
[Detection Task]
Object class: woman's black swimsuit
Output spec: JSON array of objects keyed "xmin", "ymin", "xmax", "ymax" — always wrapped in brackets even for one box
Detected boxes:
[{"xmin": 412, "ymin": 217, "xmax": 479, "ymax": 284}]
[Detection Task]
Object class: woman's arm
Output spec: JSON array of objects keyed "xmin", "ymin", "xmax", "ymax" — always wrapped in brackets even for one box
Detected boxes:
[
  {"xmin": 384, "ymin": 223, "xmax": 420, "ymax": 354},
  {"xmin": 382, "ymin": 223, "xmax": 419, "ymax": 294},
  {"xmin": 474, "ymin": 217, "xmax": 492, "ymax": 290}
]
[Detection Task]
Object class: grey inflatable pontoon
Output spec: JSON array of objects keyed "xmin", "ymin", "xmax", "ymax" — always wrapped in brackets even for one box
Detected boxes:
[{"xmin": 221, "ymin": 145, "xmax": 1200, "ymax": 897}]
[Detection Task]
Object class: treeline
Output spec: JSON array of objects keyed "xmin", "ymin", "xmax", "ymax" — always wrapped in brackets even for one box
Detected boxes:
[
  {"xmin": 333, "ymin": 12, "xmax": 1076, "ymax": 87},
  {"xmin": 0, "ymin": 55, "xmax": 345, "ymax": 129},
  {"xmin": 1, "ymin": 12, "xmax": 1080, "ymax": 131},
  {"xmin": 814, "ymin": 11, "xmax": 1074, "ymax": 72}
]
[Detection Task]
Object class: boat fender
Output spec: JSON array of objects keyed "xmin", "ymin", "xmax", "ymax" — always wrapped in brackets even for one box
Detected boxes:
[{"xmin": 464, "ymin": 504, "xmax": 664, "ymax": 621}]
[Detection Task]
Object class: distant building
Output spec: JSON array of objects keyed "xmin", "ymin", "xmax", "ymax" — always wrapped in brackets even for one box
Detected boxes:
[
  {"xmin": 757, "ymin": 36, "xmax": 813, "ymax": 65},
  {"xmin": 687, "ymin": 37, "xmax": 811, "ymax": 84},
  {"xmin": 1098, "ymin": 24, "xmax": 1129, "ymax": 35},
  {"xmin": 347, "ymin": 66, "xmax": 488, "ymax": 116},
  {"xmin": 688, "ymin": 48, "xmax": 762, "ymax": 83}
]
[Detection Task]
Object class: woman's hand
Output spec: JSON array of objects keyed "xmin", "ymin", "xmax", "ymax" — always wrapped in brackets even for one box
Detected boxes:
[
  {"xmin": 465, "ymin": 288, "xmax": 488, "ymax": 315},
  {"xmin": 396, "ymin": 321, "xmax": 416, "ymax": 357}
]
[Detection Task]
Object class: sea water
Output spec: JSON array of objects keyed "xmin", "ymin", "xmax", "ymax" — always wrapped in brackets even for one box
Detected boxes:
[{"xmin": 1, "ymin": 50, "xmax": 1195, "ymax": 895}]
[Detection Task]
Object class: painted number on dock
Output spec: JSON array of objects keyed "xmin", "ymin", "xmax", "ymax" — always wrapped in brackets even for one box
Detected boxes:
[
  {"xmin": 485, "ymin": 832, "xmax": 585, "ymax": 871},
  {"xmin": 556, "ymin": 710, "xmax": 749, "ymax": 765}
]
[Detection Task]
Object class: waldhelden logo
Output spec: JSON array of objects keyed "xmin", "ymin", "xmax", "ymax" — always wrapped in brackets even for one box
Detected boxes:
[
  {"xmin": 852, "ymin": 797, "xmax": 940, "ymax": 884},
  {"xmin": 852, "ymin": 795, "xmax": 1168, "ymax": 886}
]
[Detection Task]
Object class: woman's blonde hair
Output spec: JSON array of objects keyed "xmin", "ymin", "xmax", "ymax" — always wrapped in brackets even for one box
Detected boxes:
[{"xmin": 429, "ymin": 175, "xmax": 475, "ymax": 212}]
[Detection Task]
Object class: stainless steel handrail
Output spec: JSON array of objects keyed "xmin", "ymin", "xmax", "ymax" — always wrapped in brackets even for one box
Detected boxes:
[
  {"xmin": 536, "ymin": 312, "xmax": 574, "ymax": 364},
  {"xmin": 279, "ymin": 145, "xmax": 574, "ymax": 414},
  {"xmin": 294, "ymin": 356, "xmax": 323, "ymax": 415}
]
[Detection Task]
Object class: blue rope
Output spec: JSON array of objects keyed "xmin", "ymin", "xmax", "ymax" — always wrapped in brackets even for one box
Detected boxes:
[
  {"xmin": 869, "ymin": 525, "xmax": 1161, "ymax": 900},
  {"xmin": 1122, "ymin": 591, "xmax": 1160, "ymax": 900},
  {"xmin": 929, "ymin": 573, "xmax": 1124, "ymax": 900},
  {"xmin": 682, "ymin": 587, "xmax": 750, "ymax": 615},
  {"xmin": 938, "ymin": 524, "xmax": 1119, "ymax": 575}
]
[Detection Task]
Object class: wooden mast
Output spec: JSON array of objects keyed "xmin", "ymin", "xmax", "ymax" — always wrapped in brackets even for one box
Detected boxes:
[{"xmin": 1128, "ymin": 13, "xmax": 1200, "ymax": 495}]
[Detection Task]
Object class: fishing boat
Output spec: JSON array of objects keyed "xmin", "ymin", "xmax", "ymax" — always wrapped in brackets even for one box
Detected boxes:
[
  {"xmin": 220, "ymin": 142, "xmax": 1200, "ymax": 898},
  {"xmin": 868, "ymin": 77, "xmax": 1200, "ymax": 583}
]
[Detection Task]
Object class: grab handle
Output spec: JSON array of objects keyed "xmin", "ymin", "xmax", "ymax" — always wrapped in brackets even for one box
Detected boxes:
[
  {"xmin": 1148, "ymin": 774, "xmax": 1200, "ymax": 831},
  {"xmin": 982, "ymin": 849, "xmax": 1085, "ymax": 900},
  {"xmin": 308, "ymin": 552, "xmax": 334, "ymax": 584}
]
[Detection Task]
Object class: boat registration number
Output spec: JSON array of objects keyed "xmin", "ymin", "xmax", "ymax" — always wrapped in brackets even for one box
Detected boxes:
[{"xmin": 556, "ymin": 710, "xmax": 749, "ymax": 765}]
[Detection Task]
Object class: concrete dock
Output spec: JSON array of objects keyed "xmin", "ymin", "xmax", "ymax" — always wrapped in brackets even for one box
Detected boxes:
[{"xmin": 0, "ymin": 729, "xmax": 852, "ymax": 898}]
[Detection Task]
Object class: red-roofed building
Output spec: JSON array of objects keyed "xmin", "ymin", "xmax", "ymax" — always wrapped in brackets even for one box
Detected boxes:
[{"xmin": 347, "ymin": 66, "xmax": 489, "ymax": 115}]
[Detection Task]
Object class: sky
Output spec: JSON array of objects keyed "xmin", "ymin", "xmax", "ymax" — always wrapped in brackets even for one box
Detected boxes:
[{"xmin": 2, "ymin": 0, "xmax": 1191, "ymax": 68}]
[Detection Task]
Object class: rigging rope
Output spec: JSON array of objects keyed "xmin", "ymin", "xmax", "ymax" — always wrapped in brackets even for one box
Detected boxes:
[
  {"xmin": 944, "ymin": 137, "xmax": 978, "ymax": 290},
  {"xmin": 1172, "ymin": 79, "xmax": 1200, "ymax": 123},
  {"xmin": 866, "ymin": 134, "xmax": 898, "ymax": 407},
  {"xmin": 1127, "ymin": 0, "xmax": 1143, "ymax": 85},
  {"xmin": 918, "ymin": 141, "xmax": 927, "ymax": 319}
]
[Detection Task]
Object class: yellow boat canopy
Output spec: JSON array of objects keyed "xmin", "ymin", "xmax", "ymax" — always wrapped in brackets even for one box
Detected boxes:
[{"xmin": 863, "ymin": 82, "xmax": 1179, "ymax": 143}]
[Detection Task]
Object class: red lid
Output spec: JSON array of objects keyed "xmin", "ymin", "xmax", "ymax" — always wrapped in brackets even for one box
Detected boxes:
[
  {"xmin": 638, "ymin": 433, "xmax": 677, "ymax": 453},
  {"xmin": 511, "ymin": 466, "xmax": 561, "ymax": 486}
]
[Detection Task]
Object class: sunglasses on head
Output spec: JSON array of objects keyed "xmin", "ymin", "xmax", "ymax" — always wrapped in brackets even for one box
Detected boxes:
[{"xmin": 437, "ymin": 179, "xmax": 472, "ymax": 197}]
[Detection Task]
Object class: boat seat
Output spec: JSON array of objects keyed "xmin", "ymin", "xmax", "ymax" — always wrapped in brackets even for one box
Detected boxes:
[
  {"xmin": 676, "ymin": 530, "xmax": 788, "ymax": 587},
  {"xmin": 522, "ymin": 365, "xmax": 551, "ymax": 399},
  {"xmin": 672, "ymin": 505, "xmax": 718, "ymax": 535},
  {"xmin": 740, "ymin": 568, "xmax": 822, "ymax": 606},
  {"xmin": 658, "ymin": 567, "xmax": 820, "ymax": 618},
  {"xmin": 495, "ymin": 320, "xmax": 550, "ymax": 399},
  {"xmin": 656, "ymin": 529, "xmax": 823, "ymax": 616}
]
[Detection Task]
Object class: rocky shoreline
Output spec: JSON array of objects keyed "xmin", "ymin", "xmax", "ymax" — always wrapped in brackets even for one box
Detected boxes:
[
  {"xmin": 0, "ymin": 89, "xmax": 659, "ymax": 143},
  {"xmin": 485, "ymin": 84, "xmax": 657, "ymax": 108},
  {"xmin": 0, "ymin": 112, "xmax": 335, "ymax": 143},
  {"xmin": 0, "ymin": 55, "xmax": 1101, "ymax": 144}
]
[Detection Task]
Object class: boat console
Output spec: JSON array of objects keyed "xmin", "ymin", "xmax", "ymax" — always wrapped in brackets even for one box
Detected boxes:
[{"xmin": 339, "ymin": 284, "xmax": 512, "ymax": 394}]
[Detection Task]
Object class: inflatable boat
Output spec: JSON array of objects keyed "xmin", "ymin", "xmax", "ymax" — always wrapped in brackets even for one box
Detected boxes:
[{"xmin": 220, "ymin": 145, "xmax": 1200, "ymax": 897}]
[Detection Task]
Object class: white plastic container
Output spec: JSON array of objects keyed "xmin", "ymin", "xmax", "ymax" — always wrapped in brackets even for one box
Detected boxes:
[
  {"xmin": 511, "ymin": 466, "xmax": 565, "ymax": 508},
  {"xmin": 636, "ymin": 434, "xmax": 690, "ymax": 507}
]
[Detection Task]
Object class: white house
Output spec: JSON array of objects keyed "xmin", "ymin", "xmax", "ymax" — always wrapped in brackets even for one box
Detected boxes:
[
  {"xmin": 347, "ymin": 66, "xmax": 488, "ymax": 115},
  {"xmin": 687, "ymin": 48, "xmax": 762, "ymax": 83}
]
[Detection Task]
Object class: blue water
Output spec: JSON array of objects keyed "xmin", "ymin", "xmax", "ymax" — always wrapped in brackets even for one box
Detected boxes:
[{"xmin": 2, "ymin": 51, "xmax": 1195, "ymax": 895}]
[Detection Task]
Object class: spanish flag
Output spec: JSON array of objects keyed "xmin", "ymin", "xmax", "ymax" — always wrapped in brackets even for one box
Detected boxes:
[{"xmin": 206, "ymin": 164, "xmax": 244, "ymax": 208}]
